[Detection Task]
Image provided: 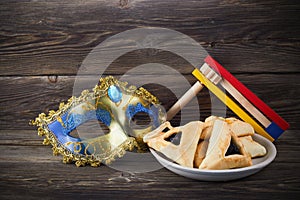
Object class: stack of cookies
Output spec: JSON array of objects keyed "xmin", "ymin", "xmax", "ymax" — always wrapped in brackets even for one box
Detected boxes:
[{"xmin": 143, "ymin": 116, "xmax": 266, "ymax": 170}]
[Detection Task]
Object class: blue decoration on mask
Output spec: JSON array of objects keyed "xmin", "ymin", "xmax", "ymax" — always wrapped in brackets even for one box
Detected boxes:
[
  {"xmin": 108, "ymin": 85, "xmax": 122, "ymax": 103},
  {"xmin": 47, "ymin": 108, "xmax": 112, "ymax": 155},
  {"xmin": 126, "ymin": 103, "xmax": 160, "ymax": 128},
  {"xmin": 95, "ymin": 109, "xmax": 111, "ymax": 126},
  {"xmin": 63, "ymin": 109, "xmax": 111, "ymax": 134}
]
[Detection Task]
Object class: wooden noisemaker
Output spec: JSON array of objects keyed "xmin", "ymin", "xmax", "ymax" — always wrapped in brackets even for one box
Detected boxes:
[{"xmin": 167, "ymin": 55, "xmax": 289, "ymax": 141}]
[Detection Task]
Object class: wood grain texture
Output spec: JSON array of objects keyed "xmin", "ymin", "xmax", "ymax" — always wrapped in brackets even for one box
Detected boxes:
[
  {"xmin": 0, "ymin": 0, "xmax": 300, "ymax": 199},
  {"xmin": 0, "ymin": 129, "xmax": 299, "ymax": 199},
  {"xmin": 0, "ymin": 0, "xmax": 299, "ymax": 75},
  {"xmin": 0, "ymin": 162, "xmax": 299, "ymax": 199}
]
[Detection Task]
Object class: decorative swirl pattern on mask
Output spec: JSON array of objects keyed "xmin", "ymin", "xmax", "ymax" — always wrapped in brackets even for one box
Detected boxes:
[{"xmin": 30, "ymin": 76, "xmax": 165, "ymax": 167}]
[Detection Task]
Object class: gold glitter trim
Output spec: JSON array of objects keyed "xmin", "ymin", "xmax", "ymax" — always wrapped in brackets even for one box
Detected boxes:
[{"xmin": 30, "ymin": 76, "xmax": 161, "ymax": 167}]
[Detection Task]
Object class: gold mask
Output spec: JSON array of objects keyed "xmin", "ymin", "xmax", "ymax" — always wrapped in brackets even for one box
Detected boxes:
[{"xmin": 31, "ymin": 76, "xmax": 165, "ymax": 167}]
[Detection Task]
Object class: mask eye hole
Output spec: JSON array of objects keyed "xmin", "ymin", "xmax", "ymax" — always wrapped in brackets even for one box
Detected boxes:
[
  {"xmin": 68, "ymin": 119, "xmax": 110, "ymax": 140},
  {"xmin": 129, "ymin": 112, "xmax": 153, "ymax": 129},
  {"xmin": 69, "ymin": 129, "xmax": 80, "ymax": 138}
]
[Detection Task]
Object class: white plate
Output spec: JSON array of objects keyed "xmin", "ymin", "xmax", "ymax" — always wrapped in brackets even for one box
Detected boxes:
[{"xmin": 150, "ymin": 134, "xmax": 277, "ymax": 181}]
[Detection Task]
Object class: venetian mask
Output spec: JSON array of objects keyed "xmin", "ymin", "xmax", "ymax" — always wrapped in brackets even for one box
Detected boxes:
[{"xmin": 31, "ymin": 76, "xmax": 165, "ymax": 167}]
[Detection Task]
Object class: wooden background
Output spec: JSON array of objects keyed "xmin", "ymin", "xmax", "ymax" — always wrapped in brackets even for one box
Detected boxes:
[{"xmin": 0, "ymin": 0, "xmax": 299, "ymax": 199}]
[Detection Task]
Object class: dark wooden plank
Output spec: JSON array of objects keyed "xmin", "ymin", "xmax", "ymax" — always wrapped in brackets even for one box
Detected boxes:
[
  {"xmin": 0, "ymin": 130, "xmax": 43, "ymax": 146},
  {"xmin": 0, "ymin": 162, "xmax": 299, "ymax": 199},
  {"xmin": 0, "ymin": 0, "xmax": 299, "ymax": 75},
  {"xmin": 0, "ymin": 131, "xmax": 300, "ymax": 199},
  {"xmin": 1, "ymin": 1, "xmax": 299, "ymax": 199},
  {"xmin": 1, "ymin": 74, "xmax": 299, "ymax": 130}
]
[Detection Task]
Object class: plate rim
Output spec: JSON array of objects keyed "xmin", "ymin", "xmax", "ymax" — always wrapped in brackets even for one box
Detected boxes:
[{"xmin": 150, "ymin": 133, "xmax": 277, "ymax": 174}]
